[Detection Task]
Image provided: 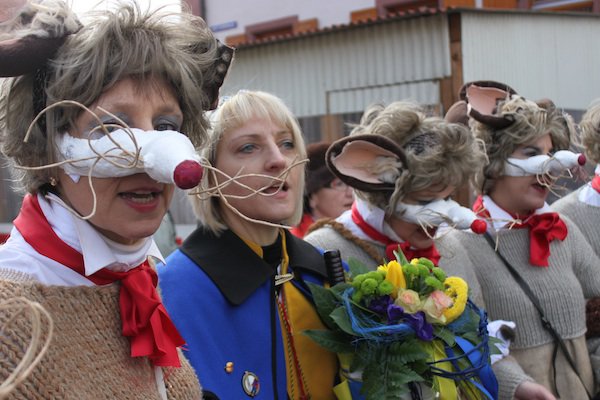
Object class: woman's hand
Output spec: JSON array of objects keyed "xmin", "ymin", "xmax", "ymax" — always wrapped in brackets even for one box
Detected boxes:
[{"xmin": 514, "ymin": 381, "xmax": 556, "ymax": 400}]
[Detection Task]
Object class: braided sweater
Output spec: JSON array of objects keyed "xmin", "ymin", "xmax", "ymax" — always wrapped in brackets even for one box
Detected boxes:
[
  {"xmin": 449, "ymin": 215, "xmax": 600, "ymax": 398},
  {"xmin": 0, "ymin": 271, "xmax": 201, "ymax": 400},
  {"xmin": 552, "ymin": 187, "xmax": 600, "ymax": 257}
]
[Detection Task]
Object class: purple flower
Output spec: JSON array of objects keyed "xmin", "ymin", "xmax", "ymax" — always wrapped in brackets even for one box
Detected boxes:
[
  {"xmin": 368, "ymin": 295, "xmax": 392, "ymax": 316},
  {"xmin": 387, "ymin": 305, "xmax": 434, "ymax": 341}
]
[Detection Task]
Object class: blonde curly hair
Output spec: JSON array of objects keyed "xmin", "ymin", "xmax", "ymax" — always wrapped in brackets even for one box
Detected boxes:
[
  {"xmin": 580, "ymin": 100, "xmax": 600, "ymax": 164},
  {"xmin": 349, "ymin": 101, "xmax": 487, "ymax": 215},
  {"xmin": 471, "ymin": 96, "xmax": 572, "ymax": 194},
  {"xmin": 0, "ymin": 1, "xmax": 221, "ymax": 194}
]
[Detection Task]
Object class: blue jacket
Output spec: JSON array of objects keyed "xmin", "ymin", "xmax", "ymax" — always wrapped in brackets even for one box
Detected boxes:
[{"xmin": 158, "ymin": 228, "xmax": 334, "ymax": 400}]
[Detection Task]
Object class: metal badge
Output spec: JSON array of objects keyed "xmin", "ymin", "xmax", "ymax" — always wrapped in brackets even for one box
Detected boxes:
[{"xmin": 241, "ymin": 371, "xmax": 260, "ymax": 397}]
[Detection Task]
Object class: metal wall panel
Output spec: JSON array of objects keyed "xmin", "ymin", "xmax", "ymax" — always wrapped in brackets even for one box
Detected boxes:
[
  {"xmin": 461, "ymin": 11, "xmax": 600, "ymax": 111},
  {"xmin": 221, "ymin": 14, "xmax": 451, "ymax": 117}
]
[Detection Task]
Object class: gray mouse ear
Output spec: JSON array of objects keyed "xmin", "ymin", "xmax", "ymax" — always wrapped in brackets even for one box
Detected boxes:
[
  {"xmin": 0, "ymin": 0, "xmax": 81, "ymax": 77},
  {"xmin": 326, "ymin": 134, "xmax": 408, "ymax": 193},
  {"xmin": 203, "ymin": 40, "xmax": 235, "ymax": 111},
  {"xmin": 445, "ymin": 100, "xmax": 469, "ymax": 125}
]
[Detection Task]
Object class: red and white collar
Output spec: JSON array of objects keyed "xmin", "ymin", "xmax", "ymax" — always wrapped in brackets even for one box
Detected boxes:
[
  {"xmin": 482, "ymin": 195, "xmax": 552, "ymax": 232},
  {"xmin": 337, "ymin": 198, "xmax": 404, "ymax": 243},
  {"xmin": 0, "ymin": 193, "xmax": 163, "ymax": 286},
  {"xmin": 578, "ymin": 165, "xmax": 600, "ymax": 207}
]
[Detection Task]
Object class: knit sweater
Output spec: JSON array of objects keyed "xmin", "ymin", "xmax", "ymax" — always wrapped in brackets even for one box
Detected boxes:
[
  {"xmin": 552, "ymin": 187, "xmax": 600, "ymax": 257},
  {"xmin": 449, "ymin": 216, "xmax": 600, "ymax": 399},
  {"xmin": 0, "ymin": 271, "xmax": 201, "ymax": 400}
]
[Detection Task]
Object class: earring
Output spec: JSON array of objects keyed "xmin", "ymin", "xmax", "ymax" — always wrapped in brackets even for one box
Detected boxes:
[{"xmin": 49, "ymin": 177, "xmax": 58, "ymax": 186}]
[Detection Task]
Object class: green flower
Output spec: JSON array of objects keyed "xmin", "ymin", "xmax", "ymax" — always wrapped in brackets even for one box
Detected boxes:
[
  {"xmin": 431, "ymin": 267, "xmax": 446, "ymax": 282},
  {"xmin": 377, "ymin": 280, "xmax": 394, "ymax": 296},
  {"xmin": 361, "ymin": 278, "xmax": 378, "ymax": 295},
  {"xmin": 424, "ymin": 276, "xmax": 444, "ymax": 291}
]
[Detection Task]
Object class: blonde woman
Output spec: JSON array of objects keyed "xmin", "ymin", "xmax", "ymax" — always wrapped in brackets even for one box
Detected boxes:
[{"xmin": 158, "ymin": 90, "xmax": 338, "ymax": 400}]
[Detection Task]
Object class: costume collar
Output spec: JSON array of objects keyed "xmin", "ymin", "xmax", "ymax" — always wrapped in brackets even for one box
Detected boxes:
[
  {"xmin": 180, "ymin": 228, "xmax": 327, "ymax": 305},
  {"xmin": 39, "ymin": 193, "xmax": 164, "ymax": 276},
  {"xmin": 578, "ymin": 165, "xmax": 600, "ymax": 207},
  {"xmin": 482, "ymin": 195, "xmax": 552, "ymax": 232},
  {"xmin": 338, "ymin": 198, "xmax": 403, "ymax": 243}
]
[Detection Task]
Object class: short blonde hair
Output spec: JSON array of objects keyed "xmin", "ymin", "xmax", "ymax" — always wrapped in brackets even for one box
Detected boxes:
[
  {"xmin": 192, "ymin": 90, "xmax": 307, "ymax": 235},
  {"xmin": 349, "ymin": 101, "xmax": 487, "ymax": 214},
  {"xmin": 472, "ymin": 96, "xmax": 572, "ymax": 194},
  {"xmin": 0, "ymin": 2, "xmax": 221, "ymax": 193},
  {"xmin": 580, "ymin": 100, "xmax": 600, "ymax": 164}
]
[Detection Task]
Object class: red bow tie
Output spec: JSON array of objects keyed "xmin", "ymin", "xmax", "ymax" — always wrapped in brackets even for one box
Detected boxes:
[
  {"xmin": 472, "ymin": 195, "xmax": 567, "ymax": 267},
  {"xmin": 592, "ymin": 175, "xmax": 600, "ymax": 193},
  {"xmin": 351, "ymin": 203, "xmax": 441, "ymax": 265},
  {"xmin": 13, "ymin": 195, "xmax": 184, "ymax": 367}
]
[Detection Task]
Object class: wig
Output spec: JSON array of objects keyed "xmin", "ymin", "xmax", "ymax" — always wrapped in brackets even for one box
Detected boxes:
[
  {"xmin": 0, "ymin": 1, "xmax": 227, "ymax": 193},
  {"xmin": 580, "ymin": 100, "xmax": 600, "ymax": 165},
  {"xmin": 192, "ymin": 90, "xmax": 307, "ymax": 234},
  {"xmin": 472, "ymin": 95, "xmax": 573, "ymax": 194},
  {"xmin": 348, "ymin": 101, "xmax": 487, "ymax": 215}
]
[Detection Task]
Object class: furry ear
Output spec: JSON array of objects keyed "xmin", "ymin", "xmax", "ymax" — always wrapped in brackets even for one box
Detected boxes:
[
  {"xmin": 204, "ymin": 40, "xmax": 234, "ymax": 110},
  {"xmin": 445, "ymin": 80, "xmax": 517, "ymax": 128},
  {"xmin": 326, "ymin": 134, "xmax": 407, "ymax": 192},
  {"xmin": 0, "ymin": 0, "xmax": 81, "ymax": 77},
  {"xmin": 444, "ymin": 100, "xmax": 469, "ymax": 125}
]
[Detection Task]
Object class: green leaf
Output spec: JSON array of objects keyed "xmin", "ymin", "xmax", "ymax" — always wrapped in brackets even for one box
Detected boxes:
[
  {"xmin": 393, "ymin": 247, "xmax": 409, "ymax": 265},
  {"xmin": 330, "ymin": 306, "xmax": 356, "ymax": 335},
  {"xmin": 306, "ymin": 281, "xmax": 339, "ymax": 329},
  {"xmin": 302, "ymin": 329, "xmax": 354, "ymax": 353},
  {"xmin": 488, "ymin": 336, "xmax": 504, "ymax": 356},
  {"xmin": 347, "ymin": 257, "xmax": 370, "ymax": 277},
  {"xmin": 434, "ymin": 326, "xmax": 456, "ymax": 347},
  {"xmin": 360, "ymin": 345, "xmax": 426, "ymax": 400}
]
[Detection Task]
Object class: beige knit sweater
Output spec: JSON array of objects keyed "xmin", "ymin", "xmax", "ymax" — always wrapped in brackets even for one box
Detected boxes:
[
  {"xmin": 552, "ymin": 187, "xmax": 600, "ymax": 257},
  {"xmin": 0, "ymin": 271, "xmax": 202, "ymax": 400},
  {"xmin": 449, "ymin": 215, "xmax": 600, "ymax": 399}
]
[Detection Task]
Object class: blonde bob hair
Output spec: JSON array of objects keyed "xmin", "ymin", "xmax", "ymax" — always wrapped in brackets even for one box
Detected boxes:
[
  {"xmin": 349, "ymin": 101, "xmax": 487, "ymax": 214},
  {"xmin": 192, "ymin": 90, "xmax": 307, "ymax": 235},
  {"xmin": 0, "ymin": 2, "xmax": 221, "ymax": 194},
  {"xmin": 472, "ymin": 96, "xmax": 572, "ymax": 194},
  {"xmin": 580, "ymin": 100, "xmax": 600, "ymax": 164}
]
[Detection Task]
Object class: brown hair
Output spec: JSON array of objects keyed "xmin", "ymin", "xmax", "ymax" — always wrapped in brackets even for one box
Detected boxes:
[{"xmin": 0, "ymin": 2, "xmax": 221, "ymax": 193}]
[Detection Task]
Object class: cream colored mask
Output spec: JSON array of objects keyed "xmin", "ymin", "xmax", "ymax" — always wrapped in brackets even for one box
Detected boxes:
[{"xmin": 55, "ymin": 128, "xmax": 204, "ymax": 189}]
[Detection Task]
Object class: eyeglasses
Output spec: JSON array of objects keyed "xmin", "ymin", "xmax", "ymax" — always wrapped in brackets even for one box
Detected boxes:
[{"xmin": 326, "ymin": 179, "xmax": 350, "ymax": 192}]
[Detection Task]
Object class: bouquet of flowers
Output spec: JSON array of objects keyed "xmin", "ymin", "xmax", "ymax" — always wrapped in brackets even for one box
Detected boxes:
[{"xmin": 306, "ymin": 250, "xmax": 499, "ymax": 400}]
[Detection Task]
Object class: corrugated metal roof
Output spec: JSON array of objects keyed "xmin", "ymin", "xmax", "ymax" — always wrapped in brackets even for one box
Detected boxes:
[
  {"xmin": 221, "ymin": 13, "xmax": 450, "ymax": 117},
  {"xmin": 232, "ymin": 7, "xmax": 443, "ymax": 49}
]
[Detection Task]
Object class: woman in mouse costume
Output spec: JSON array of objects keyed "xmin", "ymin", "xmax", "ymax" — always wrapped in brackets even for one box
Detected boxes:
[
  {"xmin": 303, "ymin": 101, "xmax": 508, "ymax": 398},
  {"xmin": 0, "ymin": 0, "xmax": 232, "ymax": 398},
  {"xmin": 448, "ymin": 81, "xmax": 600, "ymax": 400}
]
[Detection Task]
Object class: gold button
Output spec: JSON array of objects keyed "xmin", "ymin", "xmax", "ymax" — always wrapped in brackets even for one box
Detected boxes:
[{"xmin": 225, "ymin": 361, "xmax": 234, "ymax": 373}]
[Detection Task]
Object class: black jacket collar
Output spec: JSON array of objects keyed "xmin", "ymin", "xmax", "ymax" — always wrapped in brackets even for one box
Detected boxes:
[{"xmin": 180, "ymin": 228, "xmax": 327, "ymax": 305}]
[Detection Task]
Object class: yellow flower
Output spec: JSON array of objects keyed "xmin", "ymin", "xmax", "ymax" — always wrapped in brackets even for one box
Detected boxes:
[
  {"xmin": 443, "ymin": 276, "xmax": 469, "ymax": 323},
  {"xmin": 385, "ymin": 260, "xmax": 406, "ymax": 294}
]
